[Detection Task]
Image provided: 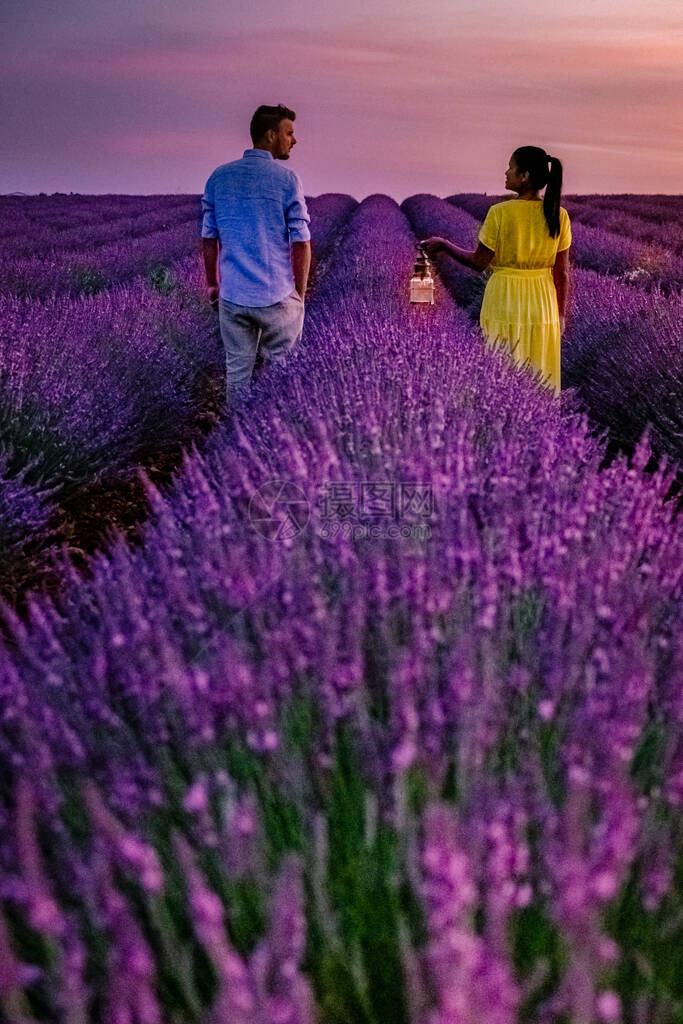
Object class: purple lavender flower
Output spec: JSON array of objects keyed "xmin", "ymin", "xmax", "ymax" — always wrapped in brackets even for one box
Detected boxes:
[
  {"xmin": 420, "ymin": 804, "xmax": 520, "ymax": 1024},
  {"xmin": 0, "ymin": 192, "xmax": 682, "ymax": 1023}
]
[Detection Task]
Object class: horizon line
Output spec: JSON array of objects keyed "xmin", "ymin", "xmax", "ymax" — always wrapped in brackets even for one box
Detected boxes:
[{"xmin": 3, "ymin": 190, "xmax": 683, "ymax": 200}]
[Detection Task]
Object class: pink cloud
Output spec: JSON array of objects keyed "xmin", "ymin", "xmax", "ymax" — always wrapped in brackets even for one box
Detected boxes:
[
  {"xmin": 104, "ymin": 129, "xmax": 219, "ymax": 157},
  {"xmin": 9, "ymin": 24, "xmax": 681, "ymax": 88},
  {"xmin": 2, "ymin": 19, "xmax": 681, "ymax": 194}
]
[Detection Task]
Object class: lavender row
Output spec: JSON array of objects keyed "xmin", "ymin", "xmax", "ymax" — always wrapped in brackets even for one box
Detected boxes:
[
  {"xmin": 0, "ymin": 258, "xmax": 223, "ymax": 593},
  {"xmin": 0, "ymin": 193, "xmax": 194, "ymax": 240},
  {"xmin": 562, "ymin": 201, "xmax": 683, "ymax": 257},
  {"xmin": 569, "ymin": 222, "xmax": 682, "ymax": 291},
  {"xmin": 305, "ymin": 192, "xmax": 358, "ymax": 286},
  {"xmin": 565, "ymin": 193, "xmax": 683, "ymax": 222},
  {"xmin": 0, "ymin": 451, "xmax": 60, "ymax": 602},
  {"xmin": 0, "ymin": 196, "xmax": 357, "ymax": 599},
  {"xmin": 404, "ymin": 193, "xmax": 683, "ymax": 475},
  {"xmin": 1, "ymin": 196, "xmax": 681, "ymax": 1022},
  {"xmin": 0, "ymin": 194, "xmax": 357, "ymax": 510},
  {"xmin": 0, "ymin": 195, "xmax": 356, "ymax": 300},
  {"xmin": 0, "ymin": 218, "xmax": 202, "ymax": 299},
  {"xmin": 447, "ymin": 192, "xmax": 502, "ymax": 220},
  {"xmin": 2, "ymin": 199, "xmax": 201, "ymax": 259},
  {"xmin": 563, "ymin": 267, "xmax": 683, "ymax": 471}
]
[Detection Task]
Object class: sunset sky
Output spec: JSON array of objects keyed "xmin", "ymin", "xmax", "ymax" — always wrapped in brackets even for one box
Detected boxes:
[{"xmin": 2, "ymin": 0, "xmax": 682, "ymax": 198}]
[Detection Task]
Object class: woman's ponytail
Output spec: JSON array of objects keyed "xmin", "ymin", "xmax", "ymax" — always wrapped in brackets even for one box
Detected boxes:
[
  {"xmin": 512, "ymin": 146, "xmax": 563, "ymax": 237},
  {"xmin": 543, "ymin": 156, "xmax": 563, "ymax": 238}
]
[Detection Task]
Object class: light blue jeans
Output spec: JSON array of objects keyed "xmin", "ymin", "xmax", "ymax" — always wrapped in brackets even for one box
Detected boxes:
[{"xmin": 218, "ymin": 292, "xmax": 305, "ymax": 403}]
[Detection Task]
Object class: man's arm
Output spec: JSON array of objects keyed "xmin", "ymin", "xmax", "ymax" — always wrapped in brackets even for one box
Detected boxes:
[
  {"xmin": 292, "ymin": 240, "xmax": 311, "ymax": 299},
  {"xmin": 202, "ymin": 238, "xmax": 220, "ymax": 307},
  {"xmin": 200, "ymin": 173, "xmax": 220, "ymax": 307},
  {"xmin": 285, "ymin": 172, "xmax": 311, "ymax": 299}
]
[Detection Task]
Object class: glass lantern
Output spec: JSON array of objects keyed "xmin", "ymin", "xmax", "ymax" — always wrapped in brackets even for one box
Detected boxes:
[{"xmin": 410, "ymin": 243, "xmax": 435, "ymax": 304}]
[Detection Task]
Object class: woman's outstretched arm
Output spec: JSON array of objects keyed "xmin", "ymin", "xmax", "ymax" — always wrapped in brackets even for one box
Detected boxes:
[
  {"xmin": 420, "ymin": 237, "xmax": 494, "ymax": 273},
  {"xmin": 553, "ymin": 248, "xmax": 570, "ymax": 332}
]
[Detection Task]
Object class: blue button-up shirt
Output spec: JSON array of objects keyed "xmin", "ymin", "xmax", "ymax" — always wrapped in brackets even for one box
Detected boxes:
[{"xmin": 201, "ymin": 149, "xmax": 311, "ymax": 307}]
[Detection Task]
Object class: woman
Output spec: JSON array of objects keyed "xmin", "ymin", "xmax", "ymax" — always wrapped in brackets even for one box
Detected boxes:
[{"xmin": 422, "ymin": 147, "xmax": 571, "ymax": 394}]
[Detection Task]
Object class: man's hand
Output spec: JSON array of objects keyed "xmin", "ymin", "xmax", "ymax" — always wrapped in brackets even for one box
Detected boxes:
[
  {"xmin": 202, "ymin": 238, "xmax": 220, "ymax": 310},
  {"xmin": 292, "ymin": 241, "xmax": 311, "ymax": 303}
]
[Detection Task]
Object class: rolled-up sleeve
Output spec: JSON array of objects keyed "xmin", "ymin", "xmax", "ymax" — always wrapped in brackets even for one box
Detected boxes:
[
  {"xmin": 201, "ymin": 174, "xmax": 219, "ymax": 238},
  {"xmin": 285, "ymin": 173, "xmax": 311, "ymax": 242}
]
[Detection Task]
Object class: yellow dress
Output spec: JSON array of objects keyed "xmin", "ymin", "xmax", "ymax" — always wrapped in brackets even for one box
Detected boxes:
[{"xmin": 478, "ymin": 200, "xmax": 571, "ymax": 394}]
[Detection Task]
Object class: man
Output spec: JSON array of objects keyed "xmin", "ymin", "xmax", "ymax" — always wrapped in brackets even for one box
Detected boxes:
[{"xmin": 201, "ymin": 104, "xmax": 311, "ymax": 405}]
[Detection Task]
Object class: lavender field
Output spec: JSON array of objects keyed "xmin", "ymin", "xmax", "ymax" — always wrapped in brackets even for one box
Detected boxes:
[{"xmin": 0, "ymin": 192, "xmax": 682, "ymax": 1024}]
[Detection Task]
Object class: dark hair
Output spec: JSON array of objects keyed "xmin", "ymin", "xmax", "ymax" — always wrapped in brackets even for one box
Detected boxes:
[
  {"xmin": 512, "ymin": 146, "xmax": 563, "ymax": 238},
  {"xmin": 250, "ymin": 104, "xmax": 296, "ymax": 144}
]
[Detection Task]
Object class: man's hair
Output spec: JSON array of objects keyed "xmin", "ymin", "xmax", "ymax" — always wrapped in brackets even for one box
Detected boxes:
[{"xmin": 250, "ymin": 104, "xmax": 296, "ymax": 145}]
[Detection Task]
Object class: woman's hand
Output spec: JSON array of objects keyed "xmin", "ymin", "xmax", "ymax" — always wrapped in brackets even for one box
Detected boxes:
[
  {"xmin": 420, "ymin": 237, "xmax": 450, "ymax": 258},
  {"xmin": 422, "ymin": 238, "xmax": 493, "ymax": 273},
  {"xmin": 560, "ymin": 316, "xmax": 566, "ymax": 335}
]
